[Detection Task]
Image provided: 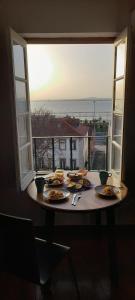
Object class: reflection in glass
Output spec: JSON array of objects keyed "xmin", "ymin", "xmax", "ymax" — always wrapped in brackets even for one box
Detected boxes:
[
  {"xmin": 112, "ymin": 143, "xmax": 121, "ymax": 174},
  {"xmin": 13, "ymin": 43, "xmax": 25, "ymax": 78},
  {"xmin": 115, "ymin": 79, "xmax": 124, "ymax": 113},
  {"xmin": 17, "ymin": 114, "xmax": 30, "ymax": 146},
  {"xmin": 20, "ymin": 146, "xmax": 31, "ymax": 179},
  {"xmin": 116, "ymin": 41, "xmax": 125, "ymax": 78},
  {"xmin": 113, "ymin": 114, "xmax": 123, "ymax": 145},
  {"xmin": 15, "ymin": 81, "xmax": 28, "ymax": 113}
]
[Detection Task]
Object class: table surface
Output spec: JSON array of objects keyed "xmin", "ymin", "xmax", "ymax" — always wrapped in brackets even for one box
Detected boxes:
[{"xmin": 27, "ymin": 172, "xmax": 128, "ymax": 213}]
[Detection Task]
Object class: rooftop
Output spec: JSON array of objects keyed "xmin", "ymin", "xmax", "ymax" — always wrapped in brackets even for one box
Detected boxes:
[{"xmin": 32, "ymin": 116, "xmax": 89, "ymax": 137}]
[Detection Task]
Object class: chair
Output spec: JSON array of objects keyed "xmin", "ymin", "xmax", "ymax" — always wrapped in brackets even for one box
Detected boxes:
[{"xmin": 0, "ymin": 212, "xmax": 80, "ymax": 299}]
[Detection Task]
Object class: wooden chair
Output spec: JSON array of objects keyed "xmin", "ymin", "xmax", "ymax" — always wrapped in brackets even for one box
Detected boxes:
[{"xmin": 0, "ymin": 212, "xmax": 80, "ymax": 299}]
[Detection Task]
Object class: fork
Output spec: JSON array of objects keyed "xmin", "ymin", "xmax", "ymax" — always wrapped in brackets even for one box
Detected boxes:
[
  {"xmin": 72, "ymin": 193, "xmax": 81, "ymax": 206},
  {"xmin": 71, "ymin": 193, "xmax": 77, "ymax": 205}
]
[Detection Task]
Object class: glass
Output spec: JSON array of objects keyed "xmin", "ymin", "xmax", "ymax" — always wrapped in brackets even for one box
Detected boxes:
[
  {"xmin": 59, "ymin": 139, "xmax": 66, "ymax": 150},
  {"xmin": 112, "ymin": 143, "xmax": 121, "ymax": 174},
  {"xmin": 15, "ymin": 80, "xmax": 28, "ymax": 113},
  {"xmin": 113, "ymin": 114, "xmax": 123, "ymax": 145},
  {"xmin": 90, "ymin": 136, "xmax": 106, "ymax": 170},
  {"xmin": 17, "ymin": 114, "xmax": 30, "ymax": 146},
  {"xmin": 20, "ymin": 146, "xmax": 32, "ymax": 179},
  {"xmin": 116, "ymin": 41, "xmax": 125, "ymax": 78},
  {"xmin": 114, "ymin": 79, "xmax": 124, "ymax": 113},
  {"xmin": 13, "ymin": 43, "xmax": 25, "ymax": 79}
]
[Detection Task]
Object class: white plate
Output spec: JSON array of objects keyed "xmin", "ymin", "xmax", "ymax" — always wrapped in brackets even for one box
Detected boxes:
[
  {"xmin": 95, "ymin": 185, "xmax": 119, "ymax": 198},
  {"xmin": 44, "ymin": 190, "xmax": 70, "ymax": 202}
]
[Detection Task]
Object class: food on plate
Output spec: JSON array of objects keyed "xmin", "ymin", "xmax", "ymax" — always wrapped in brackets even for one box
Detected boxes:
[
  {"xmin": 48, "ymin": 190, "xmax": 64, "ymax": 200},
  {"xmin": 55, "ymin": 169, "xmax": 64, "ymax": 174},
  {"xmin": 103, "ymin": 185, "xmax": 115, "ymax": 196},
  {"xmin": 77, "ymin": 169, "xmax": 88, "ymax": 176},
  {"xmin": 67, "ymin": 178, "xmax": 91, "ymax": 191},
  {"xmin": 82, "ymin": 178, "xmax": 91, "ymax": 188},
  {"xmin": 78, "ymin": 179, "xmax": 83, "ymax": 185},
  {"xmin": 52, "ymin": 179, "xmax": 61, "ymax": 185},
  {"xmin": 55, "ymin": 169, "xmax": 64, "ymax": 178},
  {"xmin": 46, "ymin": 175, "xmax": 64, "ymax": 185},
  {"xmin": 67, "ymin": 172, "xmax": 82, "ymax": 181},
  {"xmin": 67, "ymin": 182, "xmax": 82, "ymax": 190},
  {"xmin": 67, "ymin": 182, "xmax": 76, "ymax": 189},
  {"xmin": 75, "ymin": 183, "xmax": 82, "ymax": 190}
]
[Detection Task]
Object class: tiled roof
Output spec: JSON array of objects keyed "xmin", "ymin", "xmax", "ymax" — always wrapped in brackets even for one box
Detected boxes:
[{"xmin": 32, "ymin": 116, "xmax": 89, "ymax": 137}]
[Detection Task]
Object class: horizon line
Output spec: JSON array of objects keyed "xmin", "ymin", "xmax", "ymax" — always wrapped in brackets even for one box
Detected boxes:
[{"xmin": 30, "ymin": 97, "xmax": 112, "ymax": 102}]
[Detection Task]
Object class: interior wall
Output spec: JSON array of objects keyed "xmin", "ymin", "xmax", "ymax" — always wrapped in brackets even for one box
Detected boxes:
[{"xmin": 0, "ymin": 0, "xmax": 134, "ymax": 35}]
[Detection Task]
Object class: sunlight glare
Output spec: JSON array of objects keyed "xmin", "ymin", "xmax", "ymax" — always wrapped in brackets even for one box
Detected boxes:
[{"xmin": 27, "ymin": 45, "xmax": 53, "ymax": 92}]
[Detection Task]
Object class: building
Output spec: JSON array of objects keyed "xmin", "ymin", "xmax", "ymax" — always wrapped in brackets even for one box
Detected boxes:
[{"xmin": 32, "ymin": 116, "xmax": 89, "ymax": 170}]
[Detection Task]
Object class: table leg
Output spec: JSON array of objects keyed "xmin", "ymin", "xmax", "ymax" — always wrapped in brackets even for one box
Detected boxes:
[
  {"xmin": 95, "ymin": 210, "xmax": 102, "ymax": 225},
  {"xmin": 106, "ymin": 208, "xmax": 118, "ymax": 288},
  {"xmin": 44, "ymin": 209, "xmax": 55, "ymax": 242}
]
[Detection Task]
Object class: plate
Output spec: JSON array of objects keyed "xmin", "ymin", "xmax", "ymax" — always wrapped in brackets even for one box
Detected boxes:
[
  {"xmin": 95, "ymin": 185, "xmax": 119, "ymax": 198},
  {"xmin": 47, "ymin": 181, "xmax": 63, "ymax": 187},
  {"xmin": 44, "ymin": 175, "xmax": 64, "ymax": 187},
  {"xmin": 67, "ymin": 172, "xmax": 82, "ymax": 181},
  {"xmin": 44, "ymin": 190, "xmax": 70, "ymax": 202}
]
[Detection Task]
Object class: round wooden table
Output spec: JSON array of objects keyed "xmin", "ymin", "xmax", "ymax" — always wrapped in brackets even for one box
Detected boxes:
[
  {"xmin": 27, "ymin": 172, "xmax": 127, "ymax": 209},
  {"xmin": 27, "ymin": 171, "xmax": 128, "ymax": 228},
  {"xmin": 27, "ymin": 171, "xmax": 128, "ymax": 287}
]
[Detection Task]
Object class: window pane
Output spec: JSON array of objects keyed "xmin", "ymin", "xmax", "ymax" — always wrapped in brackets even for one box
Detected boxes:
[
  {"xmin": 13, "ymin": 43, "xmax": 25, "ymax": 79},
  {"xmin": 72, "ymin": 140, "xmax": 76, "ymax": 150},
  {"xmin": 112, "ymin": 143, "xmax": 121, "ymax": 175},
  {"xmin": 20, "ymin": 146, "xmax": 32, "ymax": 179},
  {"xmin": 116, "ymin": 41, "xmax": 125, "ymax": 78},
  {"xmin": 59, "ymin": 139, "xmax": 66, "ymax": 150},
  {"xmin": 113, "ymin": 114, "xmax": 123, "ymax": 145},
  {"xmin": 17, "ymin": 114, "xmax": 30, "ymax": 146},
  {"xmin": 114, "ymin": 79, "xmax": 124, "ymax": 113},
  {"xmin": 60, "ymin": 159, "xmax": 66, "ymax": 169},
  {"xmin": 15, "ymin": 80, "xmax": 28, "ymax": 113}
]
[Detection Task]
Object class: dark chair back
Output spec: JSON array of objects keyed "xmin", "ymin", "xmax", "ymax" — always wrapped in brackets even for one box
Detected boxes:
[{"xmin": 0, "ymin": 212, "xmax": 39, "ymax": 283}]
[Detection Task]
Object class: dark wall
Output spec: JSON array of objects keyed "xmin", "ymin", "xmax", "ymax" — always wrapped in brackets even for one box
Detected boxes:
[{"xmin": 0, "ymin": 0, "xmax": 135, "ymax": 34}]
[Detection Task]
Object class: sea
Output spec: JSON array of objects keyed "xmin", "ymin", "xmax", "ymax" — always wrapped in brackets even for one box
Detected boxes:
[{"xmin": 30, "ymin": 98, "xmax": 112, "ymax": 122}]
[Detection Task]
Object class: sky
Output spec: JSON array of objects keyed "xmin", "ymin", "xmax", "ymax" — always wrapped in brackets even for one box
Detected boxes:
[{"xmin": 27, "ymin": 44, "xmax": 113, "ymax": 101}]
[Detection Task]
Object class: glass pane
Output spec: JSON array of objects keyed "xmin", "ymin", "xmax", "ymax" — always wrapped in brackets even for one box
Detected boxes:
[
  {"xmin": 90, "ymin": 136, "xmax": 106, "ymax": 170},
  {"xmin": 15, "ymin": 80, "xmax": 28, "ymax": 113},
  {"xmin": 13, "ymin": 43, "xmax": 25, "ymax": 79},
  {"xmin": 17, "ymin": 114, "xmax": 30, "ymax": 146},
  {"xmin": 116, "ymin": 41, "xmax": 125, "ymax": 78},
  {"xmin": 20, "ymin": 146, "xmax": 32, "ymax": 179},
  {"xmin": 114, "ymin": 79, "xmax": 124, "ymax": 113},
  {"xmin": 32, "ymin": 138, "xmax": 53, "ymax": 171},
  {"xmin": 113, "ymin": 114, "xmax": 123, "ymax": 145},
  {"xmin": 112, "ymin": 143, "xmax": 121, "ymax": 175}
]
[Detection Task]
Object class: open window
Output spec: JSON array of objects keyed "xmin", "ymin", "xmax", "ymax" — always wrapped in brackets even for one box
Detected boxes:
[
  {"xmin": 10, "ymin": 29, "xmax": 34, "ymax": 190},
  {"xmin": 111, "ymin": 29, "xmax": 130, "ymax": 186},
  {"xmin": 8, "ymin": 25, "xmax": 133, "ymax": 190}
]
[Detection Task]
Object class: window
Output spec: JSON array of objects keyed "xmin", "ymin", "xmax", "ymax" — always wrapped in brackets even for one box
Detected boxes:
[
  {"xmin": 72, "ymin": 159, "xmax": 76, "ymax": 170},
  {"xmin": 111, "ymin": 31, "xmax": 127, "ymax": 184},
  {"xmin": 59, "ymin": 139, "xmax": 66, "ymax": 150},
  {"xmin": 72, "ymin": 140, "xmax": 76, "ymax": 150},
  {"xmin": 48, "ymin": 158, "xmax": 52, "ymax": 169},
  {"xmin": 60, "ymin": 159, "xmax": 66, "ymax": 169},
  {"xmin": 8, "ymin": 27, "xmax": 132, "ymax": 190},
  {"xmin": 10, "ymin": 29, "xmax": 34, "ymax": 190}
]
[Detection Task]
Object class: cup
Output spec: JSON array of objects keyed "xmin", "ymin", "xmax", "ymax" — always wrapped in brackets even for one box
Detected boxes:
[
  {"xmin": 99, "ymin": 171, "xmax": 112, "ymax": 185},
  {"xmin": 35, "ymin": 177, "xmax": 45, "ymax": 193}
]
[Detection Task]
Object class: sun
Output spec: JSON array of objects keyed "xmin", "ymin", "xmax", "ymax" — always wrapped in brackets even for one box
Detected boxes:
[{"xmin": 27, "ymin": 45, "xmax": 53, "ymax": 93}]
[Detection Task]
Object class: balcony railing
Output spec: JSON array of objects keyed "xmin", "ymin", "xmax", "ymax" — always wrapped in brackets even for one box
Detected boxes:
[{"xmin": 32, "ymin": 135, "xmax": 111, "ymax": 173}]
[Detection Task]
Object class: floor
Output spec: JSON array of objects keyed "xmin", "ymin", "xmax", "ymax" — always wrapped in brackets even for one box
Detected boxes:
[{"xmin": 0, "ymin": 225, "xmax": 135, "ymax": 300}]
